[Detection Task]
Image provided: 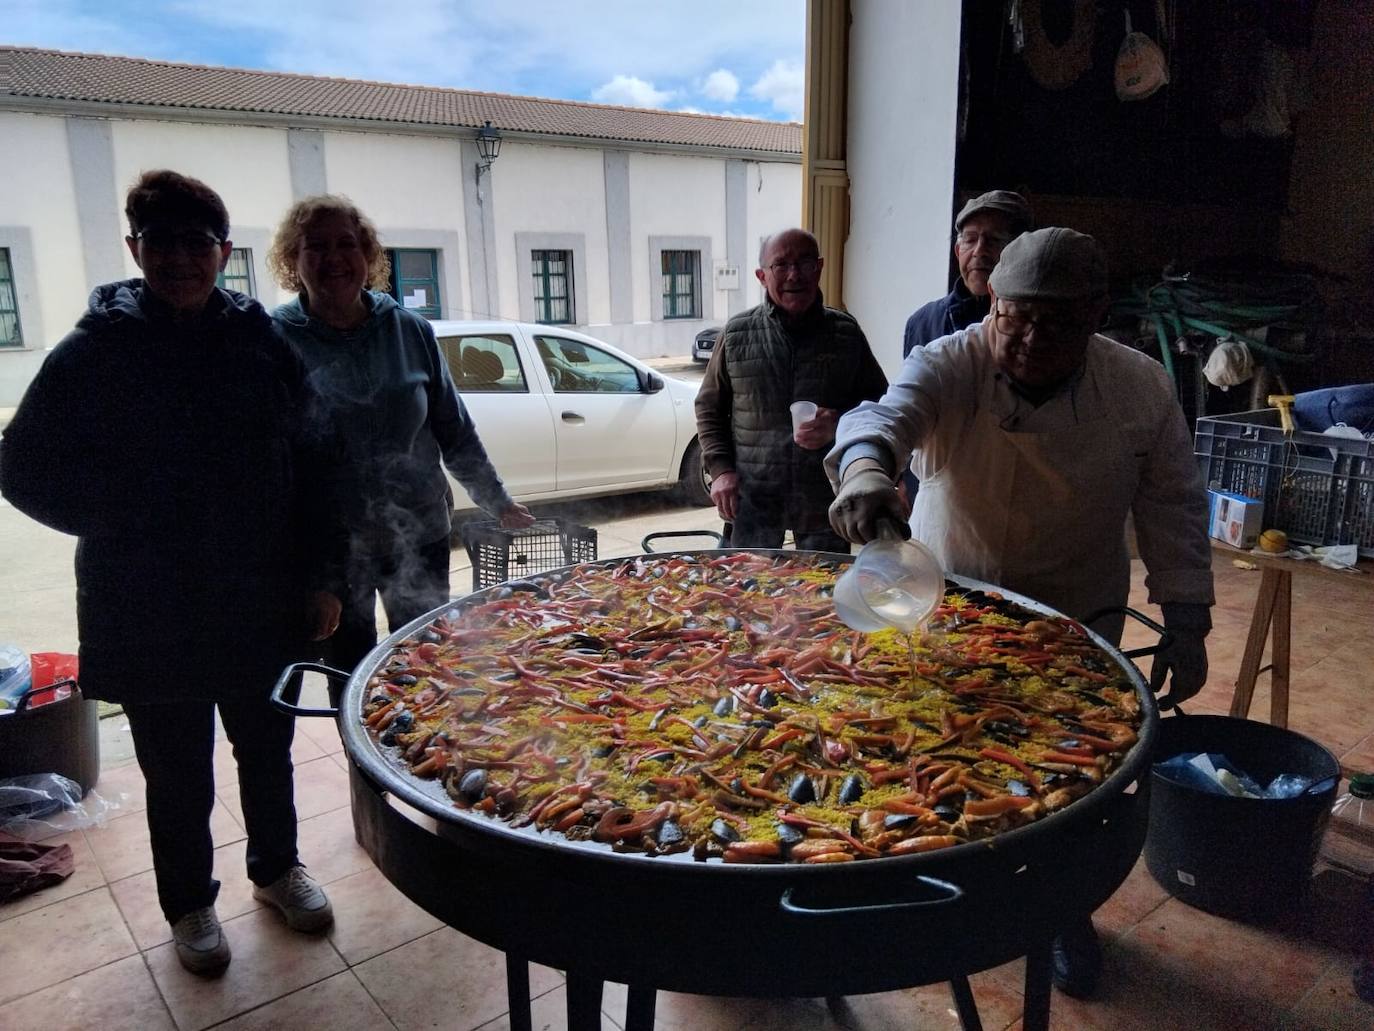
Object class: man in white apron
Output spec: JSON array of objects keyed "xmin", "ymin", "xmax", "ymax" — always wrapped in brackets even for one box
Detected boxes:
[{"xmin": 825, "ymin": 227, "xmax": 1213, "ymax": 998}]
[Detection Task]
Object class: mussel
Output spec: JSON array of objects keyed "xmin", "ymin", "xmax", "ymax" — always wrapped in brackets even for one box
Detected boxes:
[
  {"xmin": 389, "ymin": 674, "xmax": 418, "ymax": 686},
  {"xmin": 884, "ymin": 813, "xmax": 920, "ymax": 830},
  {"xmin": 713, "ymin": 696, "xmax": 735, "ymax": 717},
  {"xmin": 1006, "ymin": 779, "xmax": 1032, "ymax": 797},
  {"xmin": 656, "ymin": 820, "xmax": 684, "ymax": 847},
  {"xmin": 776, "ymin": 822, "xmax": 805, "ymax": 846},
  {"xmin": 710, "ymin": 818, "xmax": 740, "ymax": 844},
  {"xmin": 457, "ymin": 768, "xmax": 488, "ymax": 803},
  {"xmin": 787, "ymin": 773, "xmax": 816, "ymax": 804},
  {"xmin": 838, "ymin": 773, "xmax": 866, "ymax": 804},
  {"xmin": 392, "ymin": 710, "xmax": 415, "ymax": 732}
]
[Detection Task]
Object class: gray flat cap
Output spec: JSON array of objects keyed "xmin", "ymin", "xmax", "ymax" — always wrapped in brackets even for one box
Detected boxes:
[
  {"xmin": 954, "ymin": 190, "xmax": 1034, "ymax": 233},
  {"xmin": 988, "ymin": 227, "xmax": 1108, "ymax": 302}
]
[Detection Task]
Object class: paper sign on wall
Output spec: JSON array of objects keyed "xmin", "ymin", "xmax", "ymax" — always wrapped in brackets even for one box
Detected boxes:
[{"xmin": 403, "ymin": 289, "xmax": 427, "ymax": 309}]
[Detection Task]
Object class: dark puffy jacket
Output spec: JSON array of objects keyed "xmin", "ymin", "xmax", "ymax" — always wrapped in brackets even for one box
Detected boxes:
[
  {"xmin": 695, "ymin": 295, "xmax": 887, "ymax": 533},
  {"xmin": 902, "ymin": 281, "xmax": 990, "ymax": 357},
  {"xmin": 0, "ymin": 281, "xmax": 329, "ymax": 704}
]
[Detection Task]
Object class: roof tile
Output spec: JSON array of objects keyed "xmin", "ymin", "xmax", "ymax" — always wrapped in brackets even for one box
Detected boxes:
[{"xmin": 2, "ymin": 47, "xmax": 802, "ymax": 155}]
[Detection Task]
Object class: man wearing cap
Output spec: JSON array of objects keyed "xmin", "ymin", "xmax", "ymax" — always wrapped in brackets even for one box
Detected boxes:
[
  {"xmin": 825, "ymin": 228, "xmax": 1214, "ymax": 998},
  {"xmin": 902, "ymin": 190, "xmax": 1033, "ymax": 358}
]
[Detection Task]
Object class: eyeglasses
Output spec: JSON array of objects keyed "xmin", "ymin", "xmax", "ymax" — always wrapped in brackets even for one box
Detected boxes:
[
  {"xmin": 993, "ymin": 306, "xmax": 1082, "ymax": 339},
  {"xmin": 766, "ymin": 259, "xmax": 820, "ymax": 276},
  {"xmin": 131, "ymin": 229, "xmax": 224, "ymax": 254},
  {"xmin": 955, "ymin": 230, "xmax": 1013, "ymax": 250}
]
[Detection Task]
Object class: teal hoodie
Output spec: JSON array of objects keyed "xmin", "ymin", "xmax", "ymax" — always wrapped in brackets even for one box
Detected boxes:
[{"xmin": 273, "ymin": 291, "xmax": 513, "ymax": 556}]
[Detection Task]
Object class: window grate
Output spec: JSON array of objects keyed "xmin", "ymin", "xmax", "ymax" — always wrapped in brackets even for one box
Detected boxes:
[
  {"xmin": 388, "ymin": 248, "xmax": 442, "ymax": 318},
  {"xmin": 532, "ymin": 249, "xmax": 574, "ymax": 324},
  {"xmin": 0, "ymin": 249, "xmax": 21, "ymax": 347},
  {"xmin": 216, "ymin": 247, "xmax": 255, "ymax": 296},
  {"xmin": 661, "ymin": 249, "xmax": 700, "ymax": 319}
]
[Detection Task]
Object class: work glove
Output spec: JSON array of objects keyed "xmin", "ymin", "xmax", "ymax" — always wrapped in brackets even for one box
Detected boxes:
[
  {"xmin": 828, "ymin": 458, "xmax": 908, "ymax": 544},
  {"xmin": 1150, "ymin": 602, "xmax": 1212, "ymax": 708}
]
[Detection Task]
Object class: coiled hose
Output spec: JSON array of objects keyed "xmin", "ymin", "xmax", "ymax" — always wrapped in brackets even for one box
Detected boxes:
[{"xmin": 1111, "ymin": 263, "xmax": 1324, "ymax": 382}]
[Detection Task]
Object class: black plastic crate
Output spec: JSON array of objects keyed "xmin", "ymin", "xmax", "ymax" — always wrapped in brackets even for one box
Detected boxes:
[
  {"xmin": 1195, "ymin": 409, "xmax": 1374, "ymax": 557},
  {"xmin": 459, "ymin": 518, "xmax": 598, "ymax": 591}
]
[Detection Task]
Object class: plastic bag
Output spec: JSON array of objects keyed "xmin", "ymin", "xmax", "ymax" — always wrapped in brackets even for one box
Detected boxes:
[
  {"xmin": 0, "ymin": 774, "xmax": 119, "ymax": 839},
  {"xmin": 1154, "ymin": 752, "xmax": 1314, "ymax": 799},
  {"xmin": 1202, "ymin": 338, "xmax": 1254, "ymax": 390}
]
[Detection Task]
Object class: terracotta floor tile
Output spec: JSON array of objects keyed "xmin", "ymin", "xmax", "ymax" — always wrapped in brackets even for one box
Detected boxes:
[
  {"xmin": 0, "ymin": 888, "xmax": 137, "ymax": 1005},
  {"xmin": 354, "ymin": 927, "xmax": 561, "ymax": 1031},
  {"xmin": 1121, "ymin": 896, "xmax": 1336, "ymax": 1018},
  {"xmin": 298, "ymin": 713, "xmax": 345, "ymax": 756},
  {"xmin": 0, "ymin": 954, "xmax": 174, "ymax": 1031},
  {"xmin": 475, "ymin": 984, "xmax": 621, "ymax": 1031},
  {"xmin": 295, "ymin": 805, "xmax": 376, "ymax": 885},
  {"xmin": 84, "ymin": 798, "xmax": 243, "ymax": 883},
  {"xmin": 145, "ymin": 906, "xmax": 345, "ymax": 1031},
  {"xmin": 1284, "ymin": 959, "xmax": 1374, "ymax": 1031},
  {"xmin": 95, "ymin": 760, "xmax": 147, "ymax": 816},
  {"xmin": 218, "ymin": 754, "xmax": 351, "ymax": 827},
  {"xmin": 211, "ymin": 969, "xmax": 393, "ymax": 1031},
  {"xmin": 325, "ymin": 865, "xmax": 444, "ymax": 965},
  {"xmin": 0, "ymin": 829, "xmax": 105, "ymax": 922},
  {"xmin": 110, "ymin": 837, "xmax": 266, "ymax": 950},
  {"xmin": 1092, "ymin": 856, "xmax": 1172, "ymax": 940}
]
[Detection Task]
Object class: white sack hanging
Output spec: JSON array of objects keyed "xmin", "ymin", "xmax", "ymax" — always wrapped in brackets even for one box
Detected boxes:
[
  {"xmin": 1202, "ymin": 338, "xmax": 1254, "ymax": 391},
  {"xmin": 1115, "ymin": 10, "xmax": 1170, "ymax": 101}
]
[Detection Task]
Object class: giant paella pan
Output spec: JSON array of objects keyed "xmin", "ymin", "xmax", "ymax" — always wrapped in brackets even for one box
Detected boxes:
[{"xmin": 276, "ymin": 548, "xmax": 1163, "ymax": 1031}]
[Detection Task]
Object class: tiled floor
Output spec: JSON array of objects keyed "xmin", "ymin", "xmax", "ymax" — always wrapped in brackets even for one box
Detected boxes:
[{"xmin": 3, "ymin": 496, "xmax": 1372, "ymax": 1030}]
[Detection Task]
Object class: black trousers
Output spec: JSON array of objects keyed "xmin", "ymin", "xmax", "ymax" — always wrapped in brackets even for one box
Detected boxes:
[
  {"xmin": 124, "ymin": 694, "xmax": 299, "ymax": 924},
  {"xmin": 324, "ymin": 535, "xmax": 453, "ymax": 673},
  {"xmin": 727, "ymin": 492, "xmax": 851, "ymax": 554}
]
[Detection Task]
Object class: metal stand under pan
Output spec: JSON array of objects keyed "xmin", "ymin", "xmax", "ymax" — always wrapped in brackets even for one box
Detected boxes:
[{"xmin": 344, "ymin": 752, "xmax": 1150, "ymax": 1031}]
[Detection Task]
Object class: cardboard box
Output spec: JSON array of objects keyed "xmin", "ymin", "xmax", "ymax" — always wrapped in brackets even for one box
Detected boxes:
[{"xmin": 1208, "ymin": 490, "xmax": 1264, "ymax": 549}]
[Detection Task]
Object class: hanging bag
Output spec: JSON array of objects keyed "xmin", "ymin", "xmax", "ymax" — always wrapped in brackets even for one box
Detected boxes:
[{"xmin": 1115, "ymin": 10, "xmax": 1170, "ymax": 101}]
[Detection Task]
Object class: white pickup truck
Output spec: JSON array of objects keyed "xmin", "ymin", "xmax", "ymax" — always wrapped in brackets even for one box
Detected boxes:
[{"xmin": 429, "ymin": 320, "xmax": 710, "ymax": 512}]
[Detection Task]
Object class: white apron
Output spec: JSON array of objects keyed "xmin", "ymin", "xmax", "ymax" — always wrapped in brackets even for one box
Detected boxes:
[{"xmin": 909, "ymin": 371, "xmax": 1140, "ymax": 644}]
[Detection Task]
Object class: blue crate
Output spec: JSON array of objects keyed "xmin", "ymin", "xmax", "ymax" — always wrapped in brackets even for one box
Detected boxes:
[{"xmin": 1194, "ymin": 409, "xmax": 1374, "ymax": 557}]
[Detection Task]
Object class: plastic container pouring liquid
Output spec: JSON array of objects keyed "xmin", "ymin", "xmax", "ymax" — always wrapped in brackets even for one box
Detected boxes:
[
  {"xmin": 833, "ymin": 526, "xmax": 944, "ymax": 635},
  {"xmin": 1322, "ymin": 773, "xmax": 1374, "ymax": 878}
]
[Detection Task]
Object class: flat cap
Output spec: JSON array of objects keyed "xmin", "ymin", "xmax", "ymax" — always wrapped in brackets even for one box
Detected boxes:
[
  {"xmin": 988, "ymin": 227, "xmax": 1108, "ymax": 302},
  {"xmin": 954, "ymin": 190, "xmax": 1034, "ymax": 233}
]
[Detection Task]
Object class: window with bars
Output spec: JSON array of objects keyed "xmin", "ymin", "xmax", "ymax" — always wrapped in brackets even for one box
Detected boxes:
[
  {"xmin": 388, "ymin": 248, "xmax": 441, "ymax": 318},
  {"xmin": 661, "ymin": 249, "xmax": 700, "ymax": 319},
  {"xmin": 0, "ymin": 248, "xmax": 21, "ymax": 347},
  {"xmin": 216, "ymin": 247, "xmax": 255, "ymax": 296},
  {"xmin": 531, "ymin": 249, "xmax": 574, "ymax": 324}
]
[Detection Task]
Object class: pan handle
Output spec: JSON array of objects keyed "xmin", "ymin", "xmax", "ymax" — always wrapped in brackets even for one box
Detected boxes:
[
  {"xmin": 271, "ymin": 661, "xmax": 348, "ymax": 718},
  {"xmin": 779, "ymin": 874, "xmax": 963, "ymax": 919},
  {"xmin": 1080, "ymin": 606, "xmax": 1173, "ymax": 659},
  {"xmin": 641, "ymin": 530, "xmax": 726, "ymax": 553}
]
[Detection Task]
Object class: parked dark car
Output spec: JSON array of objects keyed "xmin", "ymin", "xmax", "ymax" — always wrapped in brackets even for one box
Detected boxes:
[{"xmin": 693, "ymin": 326, "xmax": 721, "ymax": 363}]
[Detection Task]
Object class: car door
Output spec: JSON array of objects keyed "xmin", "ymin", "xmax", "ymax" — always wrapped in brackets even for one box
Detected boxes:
[
  {"xmin": 532, "ymin": 332, "xmax": 677, "ymax": 491},
  {"xmin": 435, "ymin": 332, "xmax": 558, "ymax": 505}
]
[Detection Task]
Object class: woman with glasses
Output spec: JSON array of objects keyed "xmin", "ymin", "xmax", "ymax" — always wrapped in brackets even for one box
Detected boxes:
[
  {"xmin": 266, "ymin": 196, "xmax": 533, "ymax": 673},
  {"xmin": 0, "ymin": 170, "xmax": 341, "ymax": 975}
]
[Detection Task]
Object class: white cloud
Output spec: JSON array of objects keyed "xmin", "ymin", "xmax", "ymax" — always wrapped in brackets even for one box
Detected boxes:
[
  {"xmin": 749, "ymin": 59, "xmax": 804, "ymax": 121},
  {"xmin": 9, "ymin": 0, "xmax": 806, "ymax": 121},
  {"xmin": 701, "ymin": 68, "xmax": 740, "ymax": 103},
  {"xmin": 591, "ymin": 75, "xmax": 675, "ymax": 109}
]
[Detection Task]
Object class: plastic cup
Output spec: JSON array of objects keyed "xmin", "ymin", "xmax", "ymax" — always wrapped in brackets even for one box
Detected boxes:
[{"xmin": 789, "ymin": 401, "xmax": 818, "ymax": 433}]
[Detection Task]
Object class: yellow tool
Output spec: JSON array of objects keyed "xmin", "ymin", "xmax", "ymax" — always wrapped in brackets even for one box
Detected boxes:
[{"xmin": 1268, "ymin": 394, "xmax": 1296, "ymax": 435}]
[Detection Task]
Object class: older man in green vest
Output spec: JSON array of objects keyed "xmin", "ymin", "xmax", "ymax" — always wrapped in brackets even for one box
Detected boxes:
[{"xmin": 694, "ymin": 228, "xmax": 887, "ymax": 551}]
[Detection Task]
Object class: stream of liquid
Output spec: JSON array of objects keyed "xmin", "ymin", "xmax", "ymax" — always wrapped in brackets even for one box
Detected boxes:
[{"xmin": 859, "ymin": 584, "xmax": 924, "ymax": 687}]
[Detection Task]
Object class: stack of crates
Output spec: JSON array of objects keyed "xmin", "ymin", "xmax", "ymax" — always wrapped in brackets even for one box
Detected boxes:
[
  {"xmin": 1194, "ymin": 409, "xmax": 1374, "ymax": 557},
  {"xmin": 459, "ymin": 518, "xmax": 598, "ymax": 592}
]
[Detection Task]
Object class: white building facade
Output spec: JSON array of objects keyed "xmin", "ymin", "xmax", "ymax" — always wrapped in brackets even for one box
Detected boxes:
[{"xmin": 0, "ymin": 48, "xmax": 802, "ymax": 404}]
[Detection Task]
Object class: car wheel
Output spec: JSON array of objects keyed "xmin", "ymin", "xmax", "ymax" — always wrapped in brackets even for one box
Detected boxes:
[{"xmin": 676, "ymin": 439, "xmax": 712, "ymax": 508}]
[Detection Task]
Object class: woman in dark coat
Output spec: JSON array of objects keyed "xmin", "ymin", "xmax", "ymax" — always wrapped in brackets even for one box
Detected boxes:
[{"xmin": 0, "ymin": 170, "xmax": 340, "ymax": 975}]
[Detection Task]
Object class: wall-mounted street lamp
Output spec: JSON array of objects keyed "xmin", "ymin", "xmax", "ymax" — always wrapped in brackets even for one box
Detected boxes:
[{"xmin": 475, "ymin": 121, "xmax": 502, "ymax": 182}]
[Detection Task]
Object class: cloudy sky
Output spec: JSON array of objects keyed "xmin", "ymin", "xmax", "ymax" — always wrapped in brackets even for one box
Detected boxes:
[{"xmin": 8, "ymin": 0, "xmax": 806, "ymax": 121}]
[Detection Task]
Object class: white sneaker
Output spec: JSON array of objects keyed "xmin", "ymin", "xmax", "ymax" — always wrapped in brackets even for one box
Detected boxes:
[
  {"xmin": 172, "ymin": 906, "xmax": 231, "ymax": 974},
  {"xmin": 252, "ymin": 866, "xmax": 334, "ymax": 932}
]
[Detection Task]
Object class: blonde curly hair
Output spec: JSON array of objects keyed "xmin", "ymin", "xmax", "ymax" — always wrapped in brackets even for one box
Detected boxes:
[{"xmin": 267, "ymin": 195, "xmax": 391, "ymax": 294}]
